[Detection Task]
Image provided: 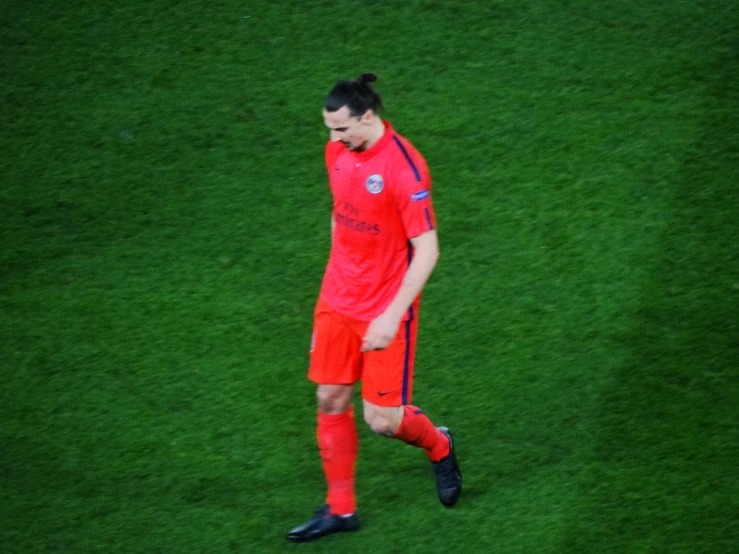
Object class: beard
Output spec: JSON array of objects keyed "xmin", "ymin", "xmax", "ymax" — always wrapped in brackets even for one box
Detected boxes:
[{"xmin": 343, "ymin": 140, "xmax": 366, "ymax": 152}]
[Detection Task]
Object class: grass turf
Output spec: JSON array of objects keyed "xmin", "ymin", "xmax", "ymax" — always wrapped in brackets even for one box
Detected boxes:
[{"xmin": 1, "ymin": 1, "xmax": 737, "ymax": 552}]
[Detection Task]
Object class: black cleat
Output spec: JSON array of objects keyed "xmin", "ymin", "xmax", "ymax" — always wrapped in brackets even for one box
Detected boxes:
[
  {"xmin": 431, "ymin": 427, "xmax": 462, "ymax": 507},
  {"xmin": 286, "ymin": 505, "xmax": 360, "ymax": 543}
]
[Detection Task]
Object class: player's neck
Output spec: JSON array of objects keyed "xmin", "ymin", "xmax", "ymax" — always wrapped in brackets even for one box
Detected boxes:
[{"xmin": 362, "ymin": 118, "xmax": 386, "ymax": 151}]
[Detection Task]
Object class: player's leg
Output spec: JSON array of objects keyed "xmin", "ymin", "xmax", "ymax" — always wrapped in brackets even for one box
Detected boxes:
[
  {"xmin": 361, "ymin": 313, "xmax": 462, "ymax": 507},
  {"xmin": 361, "ymin": 315, "xmax": 446, "ymax": 453},
  {"xmin": 287, "ymin": 300, "xmax": 362, "ymax": 543},
  {"xmin": 316, "ymin": 383, "xmax": 357, "ymax": 515},
  {"xmin": 363, "ymin": 401, "xmax": 448, "ymax": 460}
]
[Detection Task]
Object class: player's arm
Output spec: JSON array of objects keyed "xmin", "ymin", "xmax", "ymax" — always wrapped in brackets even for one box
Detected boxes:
[
  {"xmin": 385, "ymin": 229, "xmax": 439, "ymax": 321},
  {"xmin": 360, "ymin": 229, "xmax": 439, "ymax": 352}
]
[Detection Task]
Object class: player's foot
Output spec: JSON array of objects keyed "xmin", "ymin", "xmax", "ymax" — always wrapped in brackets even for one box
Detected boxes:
[
  {"xmin": 431, "ymin": 427, "xmax": 462, "ymax": 507},
  {"xmin": 286, "ymin": 505, "xmax": 360, "ymax": 543}
]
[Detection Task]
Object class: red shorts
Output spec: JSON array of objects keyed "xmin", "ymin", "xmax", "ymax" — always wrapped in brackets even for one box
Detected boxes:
[{"xmin": 308, "ymin": 298, "xmax": 419, "ymax": 407}]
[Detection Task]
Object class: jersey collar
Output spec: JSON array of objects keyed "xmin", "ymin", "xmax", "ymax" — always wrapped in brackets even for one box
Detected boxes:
[{"xmin": 353, "ymin": 120, "xmax": 394, "ymax": 162}]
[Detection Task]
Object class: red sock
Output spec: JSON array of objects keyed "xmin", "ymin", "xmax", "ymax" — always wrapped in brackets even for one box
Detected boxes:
[
  {"xmin": 317, "ymin": 408, "xmax": 358, "ymax": 515},
  {"xmin": 393, "ymin": 405, "xmax": 450, "ymax": 462}
]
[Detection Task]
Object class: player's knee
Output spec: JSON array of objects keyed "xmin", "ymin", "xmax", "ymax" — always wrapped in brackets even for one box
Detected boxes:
[
  {"xmin": 363, "ymin": 409, "xmax": 399, "ymax": 437},
  {"xmin": 316, "ymin": 385, "xmax": 352, "ymax": 414}
]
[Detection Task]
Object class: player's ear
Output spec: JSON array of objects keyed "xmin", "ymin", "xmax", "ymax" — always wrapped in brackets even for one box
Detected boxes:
[{"xmin": 360, "ymin": 109, "xmax": 375, "ymax": 125}]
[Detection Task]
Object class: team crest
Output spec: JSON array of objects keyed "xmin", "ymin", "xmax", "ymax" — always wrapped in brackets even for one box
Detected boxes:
[{"xmin": 366, "ymin": 174, "xmax": 384, "ymax": 194}]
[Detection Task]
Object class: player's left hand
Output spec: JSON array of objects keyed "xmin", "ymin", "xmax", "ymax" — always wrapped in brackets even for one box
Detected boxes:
[{"xmin": 361, "ymin": 312, "xmax": 401, "ymax": 352}]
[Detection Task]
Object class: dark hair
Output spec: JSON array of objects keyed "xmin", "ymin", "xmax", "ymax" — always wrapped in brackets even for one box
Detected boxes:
[{"xmin": 325, "ymin": 73, "xmax": 385, "ymax": 117}]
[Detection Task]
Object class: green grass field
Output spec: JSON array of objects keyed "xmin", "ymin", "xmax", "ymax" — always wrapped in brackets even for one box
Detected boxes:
[{"xmin": 2, "ymin": 1, "xmax": 738, "ymax": 552}]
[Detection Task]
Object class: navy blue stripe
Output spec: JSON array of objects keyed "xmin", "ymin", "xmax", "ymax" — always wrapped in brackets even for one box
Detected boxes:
[
  {"xmin": 424, "ymin": 207, "xmax": 434, "ymax": 230},
  {"xmin": 401, "ymin": 319, "xmax": 412, "ymax": 405},
  {"xmin": 402, "ymin": 239, "xmax": 414, "ymax": 404},
  {"xmin": 406, "ymin": 241, "xmax": 415, "ymax": 321},
  {"xmin": 392, "ymin": 136, "xmax": 422, "ymax": 182}
]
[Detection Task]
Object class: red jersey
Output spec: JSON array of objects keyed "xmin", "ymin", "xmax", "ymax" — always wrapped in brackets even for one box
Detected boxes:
[{"xmin": 319, "ymin": 121, "xmax": 437, "ymax": 322}]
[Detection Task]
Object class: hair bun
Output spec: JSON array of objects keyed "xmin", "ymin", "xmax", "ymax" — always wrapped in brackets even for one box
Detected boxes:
[{"xmin": 358, "ymin": 73, "xmax": 378, "ymax": 84}]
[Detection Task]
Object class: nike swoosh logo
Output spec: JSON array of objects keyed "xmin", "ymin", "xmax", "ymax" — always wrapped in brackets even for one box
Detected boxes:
[{"xmin": 377, "ymin": 391, "xmax": 391, "ymax": 397}]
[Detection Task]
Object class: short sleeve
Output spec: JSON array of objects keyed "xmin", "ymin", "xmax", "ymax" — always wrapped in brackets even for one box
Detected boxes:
[{"xmin": 392, "ymin": 169, "xmax": 437, "ymax": 239}]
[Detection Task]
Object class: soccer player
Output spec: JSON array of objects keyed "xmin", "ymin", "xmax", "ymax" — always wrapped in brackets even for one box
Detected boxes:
[{"xmin": 287, "ymin": 73, "xmax": 462, "ymax": 543}]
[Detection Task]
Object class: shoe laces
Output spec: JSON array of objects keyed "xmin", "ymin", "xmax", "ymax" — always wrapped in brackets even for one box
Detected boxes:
[{"xmin": 433, "ymin": 456, "xmax": 457, "ymax": 485}]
